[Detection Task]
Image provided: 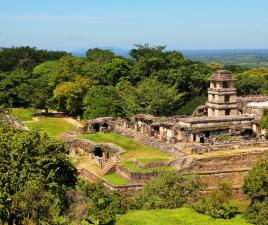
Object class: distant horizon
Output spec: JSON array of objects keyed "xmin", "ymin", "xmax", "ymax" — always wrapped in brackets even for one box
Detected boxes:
[{"xmin": 2, "ymin": 45, "xmax": 268, "ymax": 53}]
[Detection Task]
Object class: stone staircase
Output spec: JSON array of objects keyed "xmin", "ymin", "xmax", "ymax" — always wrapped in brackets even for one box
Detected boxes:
[
  {"xmin": 75, "ymin": 156, "xmax": 102, "ymax": 176},
  {"xmin": 171, "ymin": 156, "xmax": 195, "ymax": 170},
  {"xmin": 100, "ymin": 158, "xmax": 118, "ymax": 175}
]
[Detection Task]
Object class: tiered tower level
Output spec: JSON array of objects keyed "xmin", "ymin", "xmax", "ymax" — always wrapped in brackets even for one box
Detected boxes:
[{"xmin": 207, "ymin": 70, "xmax": 238, "ymax": 117}]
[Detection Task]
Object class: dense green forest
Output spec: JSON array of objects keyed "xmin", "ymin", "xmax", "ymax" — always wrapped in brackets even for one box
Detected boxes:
[{"xmin": 0, "ymin": 45, "xmax": 268, "ymax": 119}]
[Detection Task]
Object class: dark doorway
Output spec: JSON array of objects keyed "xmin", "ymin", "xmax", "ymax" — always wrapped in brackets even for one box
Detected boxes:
[
  {"xmin": 102, "ymin": 123, "xmax": 108, "ymax": 129},
  {"xmin": 205, "ymin": 131, "xmax": 210, "ymax": 138},
  {"xmin": 93, "ymin": 123, "xmax": 100, "ymax": 132},
  {"xmin": 153, "ymin": 126, "xmax": 160, "ymax": 134},
  {"xmin": 224, "ymin": 95, "xmax": 230, "ymax": 103},
  {"xmin": 225, "ymin": 109, "xmax": 231, "ymax": 116},
  {"xmin": 223, "ymin": 81, "xmax": 229, "ymax": 88},
  {"xmin": 193, "ymin": 134, "xmax": 196, "ymax": 142},
  {"xmin": 200, "ymin": 136, "xmax": 205, "ymax": 143},
  {"xmin": 94, "ymin": 147, "xmax": 103, "ymax": 157},
  {"xmin": 242, "ymin": 129, "xmax": 254, "ymax": 140}
]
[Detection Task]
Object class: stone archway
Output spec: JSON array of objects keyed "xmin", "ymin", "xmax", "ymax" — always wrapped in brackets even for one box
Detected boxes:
[
  {"xmin": 93, "ymin": 147, "xmax": 103, "ymax": 157},
  {"xmin": 200, "ymin": 136, "xmax": 205, "ymax": 143},
  {"xmin": 92, "ymin": 123, "xmax": 100, "ymax": 132}
]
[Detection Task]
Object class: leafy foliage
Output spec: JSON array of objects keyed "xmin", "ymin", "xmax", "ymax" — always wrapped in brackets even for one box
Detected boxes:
[
  {"xmin": 86, "ymin": 48, "xmax": 115, "ymax": 64},
  {"xmin": 177, "ymin": 95, "xmax": 207, "ymax": 115},
  {"xmin": 260, "ymin": 108, "xmax": 268, "ymax": 138},
  {"xmin": 0, "ymin": 45, "xmax": 267, "ymax": 119},
  {"xmin": 62, "ymin": 180, "xmax": 129, "ymax": 225},
  {"xmin": 53, "ymin": 76, "xmax": 92, "ymax": 115},
  {"xmin": 133, "ymin": 170, "xmax": 202, "ymax": 210},
  {"xmin": 235, "ymin": 68, "xmax": 268, "ymax": 95},
  {"xmin": 83, "ymin": 85, "xmax": 123, "ymax": 119},
  {"xmin": 0, "ymin": 46, "xmax": 68, "ymax": 71},
  {"xmin": 0, "ymin": 125, "xmax": 77, "ymax": 224},
  {"xmin": 243, "ymin": 152, "xmax": 268, "ymax": 225},
  {"xmin": 193, "ymin": 182, "xmax": 239, "ymax": 219}
]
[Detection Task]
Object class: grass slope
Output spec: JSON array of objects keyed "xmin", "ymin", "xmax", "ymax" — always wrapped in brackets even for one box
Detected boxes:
[
  {"xmin": 10, "ymin": 108, "xmax": 40, "ymax": 121},
  {"xmin": 103, "ymin": 173, "xmax": 129, "ymax": 186},
  {"xmin": 27, "ymin": 117, "xmax": 75, "ymax": 137},
  {"xmin": 116, "ymin": 208, "xmax": 252, "ymax": 225},
  {"xmin": 79, "ymin": 133, "xmax": 171, "ymax": 161}
]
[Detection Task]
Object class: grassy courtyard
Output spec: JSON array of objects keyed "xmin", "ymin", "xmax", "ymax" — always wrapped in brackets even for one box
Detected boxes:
[
  {"xmin": 26, "ymin": 117, "xmax": 76, "ymax": 137},
  {"xmin": 10, "ymin": 107, "xmax": 41, "ymax": 121},
  {"xmin": 116, "ymin": 207, "xmax": 252, "ymax": 225},
  {"xmin": 79, "ymin": 132, "xmax": 172, "ymax": 162},
  {"xmin": 103, "ymin": 173, "xmax": 129, "ymax": 186}
]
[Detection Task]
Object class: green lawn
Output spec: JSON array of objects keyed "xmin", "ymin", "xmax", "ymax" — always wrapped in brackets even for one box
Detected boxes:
[
  {"xmin": 116, "ymin": 208, "xmax": 252, "ymax": 225},
  {"xmin": 79, "ymin": 133, "xmax": 172, "ymax": 161},
  {"xmin": 10, "ymin": 108, "xmax": 40, "ymax": 121},
  {"xmin": 26, "ymin": 117, "xmax": 75, "ymax": 137},
  {"xmin": 103, "ymin": 173, "xmax": 129, "ymax": 186}
]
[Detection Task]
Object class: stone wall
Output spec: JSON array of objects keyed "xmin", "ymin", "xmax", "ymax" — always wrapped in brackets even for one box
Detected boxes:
[
  {"xmin": 191, "ymin": 140, "xmax": 268, "ymax": 154},
  {"xmin": 237, "ymin": 96, "xmax": 268, "ymax": 112},
  {"xmin": 133, "ymin": 160, "xmax": 170, "ymax": 169},
  {"xmin": 61, "ymin": 132, "xmax": 95, "ymax": 154},
  {"xmin": 116, "ymin": 165, "xmax": 159, "ymax": 184},
  {"xmin": 191, "ymin": 150, "xmax": 266, "ymax": 197},
  {"xmin": 78, "ymin": 168, "xmax": 143, "ymax": 192}
]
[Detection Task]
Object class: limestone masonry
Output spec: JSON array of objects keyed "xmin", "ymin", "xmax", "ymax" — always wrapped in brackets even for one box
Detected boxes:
[
  {"xmin": 81, "ymin": 70, "xmax": 268, "ymax": 145},
  {"xmin": 72, "ymin": 70, "xmax": 268, "ymax": 194}
]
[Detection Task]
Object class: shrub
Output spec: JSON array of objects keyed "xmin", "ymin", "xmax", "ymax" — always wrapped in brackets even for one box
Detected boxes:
[
  {"xmin": 243, "ymin": 151, "xmax": 268, "ymax": 225},
  {"xmin": 193, "ymin": 182, "xmax": 239, "ymax": 219},
  {"xmin": 133, "ymin": 170, "xmax": 203, "ymax": 210},
  {"xmin": 177, "ymin": 95, "xmax": 207, "ymax": 116}
]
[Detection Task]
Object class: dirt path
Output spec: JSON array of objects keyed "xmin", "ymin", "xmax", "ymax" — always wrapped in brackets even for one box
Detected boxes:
[
  {"xmin": 64, "ymin": 117, "xmax": 83, "ymax": 128},
  {"xmin": 23, "ymin": 117, "xmax": 40, "ymax": 124}
]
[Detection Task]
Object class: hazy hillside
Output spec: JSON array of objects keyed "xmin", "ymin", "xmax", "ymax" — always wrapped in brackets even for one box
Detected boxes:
[
  {"xmin": 72, "ymin": 48, "xmax": 268, "ymax": 68},
  {"xmin": 181, "ymin": 49, "xmax": 268, "ymax": 67}
]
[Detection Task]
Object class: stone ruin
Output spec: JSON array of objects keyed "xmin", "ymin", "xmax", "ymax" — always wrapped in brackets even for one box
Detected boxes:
[
  {"xmin": 78, "ymin": 117, "xmax": 115, "ymax": 134},
  {"xmin": 61, "ymin": 132, "xmax": 124, "ymax": 168},
  {"xmin": 74, "ymin": 70, "xmax": 268, "ymax": 194},
  {"xmin": 80, "ymin": 70, "xmax": 268, "ymax": 148}
]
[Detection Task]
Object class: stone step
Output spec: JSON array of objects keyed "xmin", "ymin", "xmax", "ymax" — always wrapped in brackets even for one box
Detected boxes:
[{"xmin": 100, "ymin": 159, "xmax": 117, "ymax": 175}]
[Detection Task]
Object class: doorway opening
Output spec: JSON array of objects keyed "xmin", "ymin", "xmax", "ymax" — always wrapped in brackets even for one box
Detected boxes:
[{"xmin": 94, "ymin": 147, "xmax": 103, "ymax": 157}]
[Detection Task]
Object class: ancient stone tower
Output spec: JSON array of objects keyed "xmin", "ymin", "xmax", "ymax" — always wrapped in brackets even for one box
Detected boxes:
[{"xmin": 207, "ymin": 70, "xmax": 238, "ymax": 117}]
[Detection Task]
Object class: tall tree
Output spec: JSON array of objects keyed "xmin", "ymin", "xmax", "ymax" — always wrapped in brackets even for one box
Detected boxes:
[
  {"xmin": 0, "ymin": 46, "xmax": 68, "ymax": 72},
  {"xmin": 53, "ymin": 76, "xmax": 92, "ymax": 115},
  {"xmin": 83, "ymin": 85, "xmax": 123, "ymax": 119},
  {"xmin": 135, "ymin": 78, "xmax": 183, "ymax": 116},
  {"xmin": 0, "ymin": 125, "xmax": 77, "ymax": 224},
  {"xmin": 102, "ymin": 58, "xmax": 131, "ymax": 86},
  {"xmin": 86, "ymin": 48, "xmax": 115, "ymax": 64}
]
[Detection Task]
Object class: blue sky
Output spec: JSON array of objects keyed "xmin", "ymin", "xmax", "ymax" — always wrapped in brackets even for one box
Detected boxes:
[{"xmin": 0, "ymin": 0, "xmax": 268, "ymax": 51}]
